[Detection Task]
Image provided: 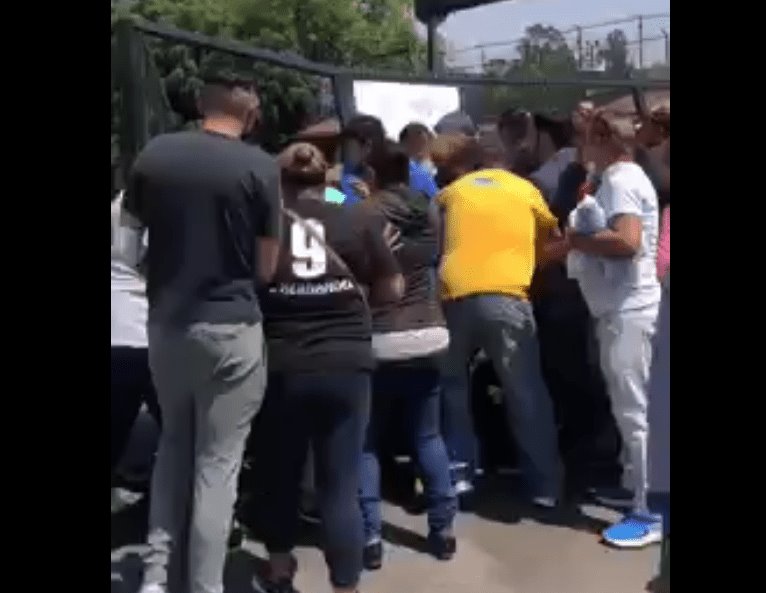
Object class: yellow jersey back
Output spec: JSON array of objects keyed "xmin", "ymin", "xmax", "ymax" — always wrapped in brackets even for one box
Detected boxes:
[{"xmin": 437, "ymin": 168, "xmax": 557, "ymax": 301}]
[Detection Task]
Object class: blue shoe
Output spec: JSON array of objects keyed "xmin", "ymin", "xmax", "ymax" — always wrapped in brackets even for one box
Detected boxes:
[{"xmin": 602, "ymin": 512, "xmax": 662, "ymax": 549}]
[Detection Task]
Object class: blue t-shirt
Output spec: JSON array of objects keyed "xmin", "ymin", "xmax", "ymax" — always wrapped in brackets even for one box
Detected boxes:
[
  {"xmin": 408, "ymin": 160, "xmax": 438, "ymax": 200},
  {"xmin": 340, "ymin": 160, "xmax": 437, "ymax": 205}
]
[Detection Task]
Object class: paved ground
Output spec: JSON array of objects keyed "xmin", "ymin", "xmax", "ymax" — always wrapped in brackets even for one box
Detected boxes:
[
  {"xmin": 112, "ymin": 412, "xmax": 655, "ymax": 593},
  {"xmin": 111, "ymin": 487, "xmax": 656, "ymax": 593}
]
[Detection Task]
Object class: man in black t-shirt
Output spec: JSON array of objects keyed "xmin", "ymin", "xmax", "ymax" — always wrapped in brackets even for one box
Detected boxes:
[
  {"xmin": 534, "ymin": 105, "xmax": 621, "ymax": 498},
  {"xmin": 122, "ymin": 78, "xmax": 280, "ymax": 593}
]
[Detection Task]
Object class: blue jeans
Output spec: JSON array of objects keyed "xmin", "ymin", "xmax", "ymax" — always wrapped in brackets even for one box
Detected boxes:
[
  {"xmin": 440, "ymin": 361, "xmax": 481, "ymax": 483},
  {"xmin": 359, "ymin": 363, "xmax": 457, "ymax": 541},
  {"xmin": 260, "ymin": 372, "xmax": 371, "ymax": 590},
  {"xmin": 441, "ymin": 295, "xmax": 561, "ymax": 499}
]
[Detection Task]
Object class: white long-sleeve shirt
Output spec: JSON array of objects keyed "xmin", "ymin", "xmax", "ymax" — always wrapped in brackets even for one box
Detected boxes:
[{"xmin": 111, "ymin": 192, "xmax": 148, "ymax": 348}]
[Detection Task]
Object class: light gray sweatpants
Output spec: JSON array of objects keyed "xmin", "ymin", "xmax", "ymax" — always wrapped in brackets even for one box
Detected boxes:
[
  {"xmin": 596, "ymin": 306, "xmax": 658, "ymax": 513},
  {"xmin": 143, "ymin": 322, "xmax": 267, "ymax": 593}
]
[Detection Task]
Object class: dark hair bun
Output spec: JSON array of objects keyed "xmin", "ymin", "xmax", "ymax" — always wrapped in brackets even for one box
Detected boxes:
[
  {"xmin": 294, "ymin": 145, "xmax": 314, "ymax": 165},
  {"xmin": 278, "ymin": 142, "xmax": 328, "ymax": 186}
]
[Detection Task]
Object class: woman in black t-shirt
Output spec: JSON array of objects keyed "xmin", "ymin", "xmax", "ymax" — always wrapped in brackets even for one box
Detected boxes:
[
  {"xmin": 357, "ymin": 141, "xmax": 457, "ymax": 570},
  {"xmin": 258, "ymin": 143, "xmax": 402, "ymax": 593}
]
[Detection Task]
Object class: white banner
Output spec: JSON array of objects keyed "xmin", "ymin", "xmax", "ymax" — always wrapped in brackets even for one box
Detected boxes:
[{"xmin": 352, "ymin": 81, "xmax": 461, "ymax": 140}]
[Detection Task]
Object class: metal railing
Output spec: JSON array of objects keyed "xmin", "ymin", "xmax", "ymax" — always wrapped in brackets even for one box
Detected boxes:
[{"xmin": 112, "ymin": 17, "xmax": 670, "ymax": 177}]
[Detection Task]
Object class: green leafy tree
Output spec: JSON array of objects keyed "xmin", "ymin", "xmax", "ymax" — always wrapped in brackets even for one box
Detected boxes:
[
  {"xmin": 484, "ymin": 24, "xmax": 585, "ymax": 117},
  {"xmin": 111, "ymin": 0, "xmax": 426, "ymax": 164},
  {"xmin": 600, "ymin": 29, "xmax": 631, "ymax": 77}
]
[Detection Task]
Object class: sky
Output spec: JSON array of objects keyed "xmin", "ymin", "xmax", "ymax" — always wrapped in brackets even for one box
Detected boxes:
[{"xmin": 433, "ymin": 0, "xmax": 670, "ymax": 69}]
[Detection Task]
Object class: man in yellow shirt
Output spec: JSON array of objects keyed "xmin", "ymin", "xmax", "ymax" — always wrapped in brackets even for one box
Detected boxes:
[{"xmin": 432, "ymin": 134, "xmax": 563, "ymax": 507}]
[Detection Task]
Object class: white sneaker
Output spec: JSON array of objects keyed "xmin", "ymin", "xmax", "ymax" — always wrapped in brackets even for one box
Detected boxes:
[
  {"xmin": 454, "ymin": 480, "xmax": 474, "ymax": 496},
  {"xmin": 532, "ymin": 496, "xmax": 557, "ymax": 509},
  {"xmin": 139, "ymin": 584, "xmax": 166, "ymax": 593},
  {"xmin": 110, "ymin": 487, "xmax": 144, "ymax": 514}
]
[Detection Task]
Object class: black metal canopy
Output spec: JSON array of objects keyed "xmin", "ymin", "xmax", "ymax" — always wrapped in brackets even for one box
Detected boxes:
[{"xmin": 414, "ymin": 0, "xmax": 504, "ymax": 23}]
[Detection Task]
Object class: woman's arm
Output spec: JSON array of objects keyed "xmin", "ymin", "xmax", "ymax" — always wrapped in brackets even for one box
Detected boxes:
[
  {"xmin": 363, "ymin": 212, "xmax": 404, "ymax": 305},
  {"xmin": 656, "ymin": 205, "xmax": 670, "ymax": 280}
]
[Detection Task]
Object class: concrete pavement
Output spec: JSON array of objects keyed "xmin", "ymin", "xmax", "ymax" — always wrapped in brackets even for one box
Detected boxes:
[{"xmin": 111, "ymin": 493, "xmax": 656, "ymax": 593}]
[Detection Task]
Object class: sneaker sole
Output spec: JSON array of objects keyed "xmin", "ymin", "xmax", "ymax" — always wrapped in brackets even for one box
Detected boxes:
[
  {"xmin": 454, "ymin": 481, "xmax": 474, "ymax": 496},
  {"xmin": 531, "ymin": 497, "xmax": 557, "ymax": 509},
  {"xmin": 593, "ymin": 496, "xmax": 634, "ymax": 509},
  {"xmin": 603, "ymin": 532, "xmax": 662, "ymax": 549},
  {"xmin": 298, "ymin": 511, "xmax": 321, "ymax": 525}
]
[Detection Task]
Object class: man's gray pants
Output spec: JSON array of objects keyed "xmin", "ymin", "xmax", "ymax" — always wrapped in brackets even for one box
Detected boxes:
[
  {"xmin": 143, "ymin": 322, "xmax": 267, "ymax": 593},
  {"xmin": 442, "ymin": 294, "xmax": 562, "ymax": 499}
]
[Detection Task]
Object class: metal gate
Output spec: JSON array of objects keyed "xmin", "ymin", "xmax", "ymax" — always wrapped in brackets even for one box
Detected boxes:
[{"xmin": 111, "ymin": 17, "xmax": 670, "ymax": 186}]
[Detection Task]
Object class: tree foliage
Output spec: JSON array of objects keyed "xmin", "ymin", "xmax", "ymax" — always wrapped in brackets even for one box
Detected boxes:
[
  {"xmin": 600, "ymin": 29, "xmax": 630, "ymax": 78},
  {"xmin": 111, "ymin": 0, "xmax": 426, "ymax": 162},
  {"xmin": 484, "ymin": 24, "xmax": 585, "ymax": 117}
]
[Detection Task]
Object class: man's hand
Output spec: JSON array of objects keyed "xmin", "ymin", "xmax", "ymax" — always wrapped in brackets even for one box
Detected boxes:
[
  {"xmin": 564, "ymin": 226, "xmax": 583, "ymax": 249},
  {"xmin": 544, "ymin": 236, "xmax": 571, "ymax": 262},
  {"xmin": 537, "ymin": 226, "xmax": 570, "ymax": 266},
  {"xmin": 565, "ymin": 226, "xmax": 597, "ymax": 253},
  {"xmin": 383, "ymin": 222, "xmax": 403, "ymax": 253},
  {"xmin": 351, "ymin": 179, "xmax": 371, "ymax": 200}
]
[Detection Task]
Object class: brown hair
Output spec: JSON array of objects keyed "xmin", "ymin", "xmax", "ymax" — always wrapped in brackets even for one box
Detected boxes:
[
  {"xmin": 497, "ymin": 108, "xmax": 533, "ymax": 138},
  {"xmin": 368, "ymin": 140, "xmax": 410, "ymax": 188},
  {"xmin": 477, "ymin": 130, "xmax": 507, "ymax": 168},
  {"xmin": 589, "ymin": 109, "xmax": 636, "ymax": 153},
  {"xmin": 431, "ymin": 133, "xmax": 483, "ymax": 171},
  {"xmin": 278, "ymin": 142, "xmax": 328, "ymax": 187}
]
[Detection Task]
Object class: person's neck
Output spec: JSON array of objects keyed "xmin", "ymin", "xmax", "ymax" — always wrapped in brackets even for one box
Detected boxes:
[
  {"xmin": 295, "ymin": 186, "xmax": 325, "ymax": 201},
  {"xmin": 202, "ymin": 116, "xmax": 244, "ymax": 139},
  {"xmin": 606, "ymin": 153, "xmax": 633, "ymax": 169}
]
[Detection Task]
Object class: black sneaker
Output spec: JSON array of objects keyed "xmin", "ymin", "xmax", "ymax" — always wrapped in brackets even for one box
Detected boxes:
[
  {"xmin": 457, "ymin": 490, "xmax": 476, "ymax": 513},
  {"xmin": 363, "ymin": 541, "xmax": 383, "ymax": 571},
  {"xmin": 427, "ymin": 532, "xmax": 456, "ymax": 561},
  {"xmin": 298, "ymin": 499, "xmax": 321, "ymax": 525},
  {"xmin": 588, "ymin": 486, "xmax": 634, "ymax": 509},
  {"xmin": 264, "ymin": 579, "xmax": 299, "ymax": 593}
]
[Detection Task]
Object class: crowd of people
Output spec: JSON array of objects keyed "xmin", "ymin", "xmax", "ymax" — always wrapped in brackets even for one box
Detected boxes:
[{"xmin": 111, "ymin": 74, "xmax": 670, "ymax": 593}]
